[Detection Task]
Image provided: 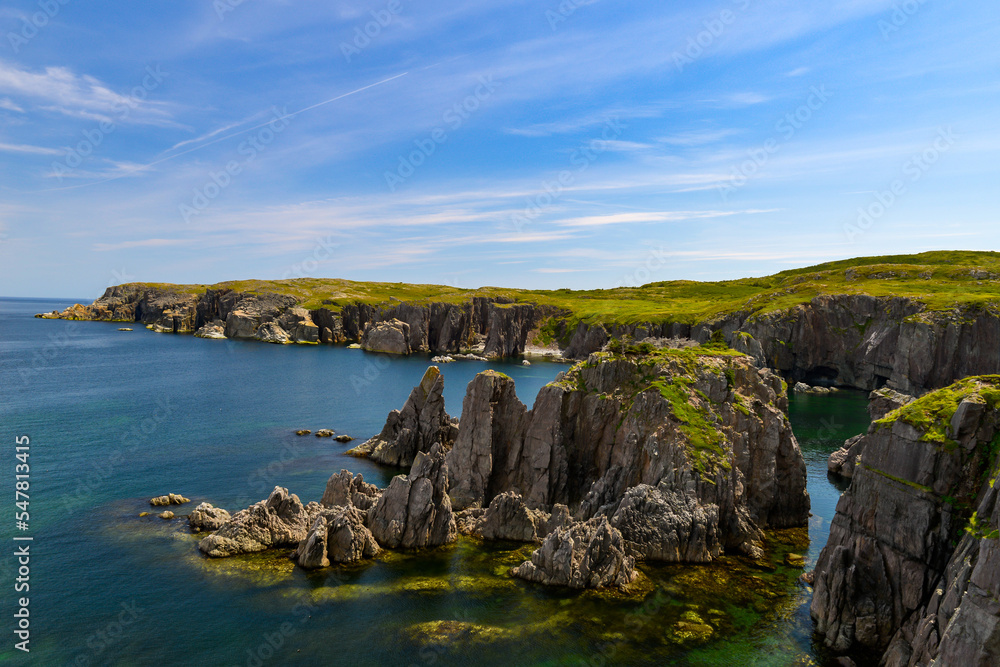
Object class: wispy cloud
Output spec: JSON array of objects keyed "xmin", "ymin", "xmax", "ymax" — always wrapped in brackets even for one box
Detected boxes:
[
  {"xmin": 0, "ymin": 142, "xmax": 60, "ymax": 155},
  {"xmin": 92, "ymin": 238, "xmax": 189, "ymax": 252},
  {"xmin": 0, "ymin": 97, "xmax": 23, "ymax": 112}
]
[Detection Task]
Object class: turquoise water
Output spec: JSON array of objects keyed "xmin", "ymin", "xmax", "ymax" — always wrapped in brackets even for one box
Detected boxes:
[{"xmin": 0, "ymin": 297, "xmax": 870, "ymax": 666}]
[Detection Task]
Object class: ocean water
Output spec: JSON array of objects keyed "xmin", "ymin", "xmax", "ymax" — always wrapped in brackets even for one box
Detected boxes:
[{"xmin": 0, "ymin": 297, "xmax": 870, "ymax": 666}]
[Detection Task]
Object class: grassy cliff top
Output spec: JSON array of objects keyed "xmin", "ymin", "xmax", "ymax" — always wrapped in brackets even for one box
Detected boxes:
[{"xmin": 116, "ymin": 250, "xmax": 1000, "ymax": 325}]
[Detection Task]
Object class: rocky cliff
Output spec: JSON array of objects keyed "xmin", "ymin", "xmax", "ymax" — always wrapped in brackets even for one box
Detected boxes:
[
  {"xmin": 811, "ymin": 376, "xmax": 1000, "ymax": 666},
  {"xmin": 40, "ymin": 277, "xmax": 1000, "ymax": 394}
]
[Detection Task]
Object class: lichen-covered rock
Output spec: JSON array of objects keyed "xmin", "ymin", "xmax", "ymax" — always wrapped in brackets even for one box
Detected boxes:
[
  {"xmin": 446, "ymin": 350, "xmax": 808, "ymax": 561},
  {"xmin": 198, "ymin": 487, "xmax": 321, "ymax": 557},
  {"xmin": 811, "ymin": 376, "xmax": 1000, "ymax": 663},
  {"xmin": 368, "ymin": 444, "xmax": 457, "ymax": 549},
  {"xmin": 348, "ymin": 366, "xmax": 458, "ymax": 467},
  {"xmin": 320, "ymin": 469, "xmax": 381, "ymax": 511},
  {"xmin": 295, "ymin": 505, "xmax": 379, "ymax": 568},
  {"xmin": 511, "ymin": 515, "xmax": 636, "ymax": 590},
  {"xmin": 361, "ymin": 319, "xmax": 411, "ymax": 355},
  {"xmin": 188, "ymin": 503, "xmax": 231, "ymax": 533}
]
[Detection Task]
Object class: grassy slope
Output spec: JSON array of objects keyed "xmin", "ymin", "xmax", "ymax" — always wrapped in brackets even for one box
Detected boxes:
[{"xmin": 123, "ymin": 250, "xmax": 1000, "ymax": 325}]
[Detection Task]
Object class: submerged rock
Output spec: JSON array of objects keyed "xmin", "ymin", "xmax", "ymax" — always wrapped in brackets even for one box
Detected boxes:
[
  {"xmin": 368, "ymin": 444, "xmax": 457, "ymax": 549},
  {"xmin": 189, "ymin": 503, "xmax": 231, "ymax": 533},
  {"xmin": 150, "ymin": 493, "xmax": 190, "ymax": 506},
  {"xmin": 158, "ymin": 511, "xmax": 175, "ymax": 520},
  {"xmin": 295, "ymin": 429, "xmax": 312, "ymax": 436},
  {"xmin": 198, "ymin": 487, "xmax": 320, "ymax": 558},
  {"xmin": 511, "ymin": 515, "xmax": 636, "ymax": 590},
  {"xmin": 295, "ymin": 505, "xmax": 379, "ymax": 568},
  {"xmin": 349, "ymin": 366, "xmax": 458, "ymax": 468}
]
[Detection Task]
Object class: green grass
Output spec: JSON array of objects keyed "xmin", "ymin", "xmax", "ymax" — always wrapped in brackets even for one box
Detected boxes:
[
  {"xmin": 102, "ymin": 250, "xmax": 1000, "ymax": 324},
  {"xmin": 875, "ymin": 375, "xmax": 1000, "ymax": 444}
]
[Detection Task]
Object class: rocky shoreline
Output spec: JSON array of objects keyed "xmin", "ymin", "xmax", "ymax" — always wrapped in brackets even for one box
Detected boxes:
[
  {"xmin": 38, "ymin": 282, "xmax": 1000, "ymax": 396},
  {"xmin": 187, "ymin": 343, "xmax": 810, "ymax": 595}
]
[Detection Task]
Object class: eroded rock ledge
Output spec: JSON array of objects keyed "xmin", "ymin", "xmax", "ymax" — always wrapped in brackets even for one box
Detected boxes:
[{"xmin": 811, "ymin": 376, "xmax": 1000, "ymax": 666}]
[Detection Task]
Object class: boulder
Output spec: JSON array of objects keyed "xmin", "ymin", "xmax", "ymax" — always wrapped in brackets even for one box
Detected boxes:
[
  {"xmin": 189, "ymin": 503, "xmax": 231, "ymax": 533},
  {"xmin": 335, "ymin": 434, "xmax": 354, "ymax": 443},
  {"xmin": 361, "ymin": 319, "xmax": 411, "ymax": 355},
  {"xmin": 475, "ymin": 491, "xmax": 551, "ymax": 542},
  {"xmin": 295, "ymin": 430, "xmax": 311, "ymax": 436},
  {"xmin": 315, "ymin": 429, "xmax": 334, "ymax": 438},
  {"xmin": 279, "ymin": 307, "xmax": 319, "ymax": 343},
  {"xmin": 254, "ymin": 321, "xmax": 291, "ymax": 344},
  {"xmin": 295, "ymin": 505, "xmax": 380, "ymax": 568},
  {"xmin": 348, "ymin": 366, "xmax": 458, "ymax": 468},
  {"xmin": 198, "ymin": 487, "xmax": 321, "ymax": 557},
  {"xmin": 159, "ymin": 511, "xmax": 174, "ymax": 520},
  {"xmin": 320, "ymin": 470, "xmax": 381, "ymax": 511},
  {"xmin": 194, "ymin": 321, "xmax": 227, "ymax": 339},
  {"xmin": 368, "ymin": 444, "xmax": 457, "ymax": 549},
  {"xmin": 150, "ymin": 493, "xmax": 190, "ymax": 506},
  {"xmin": 511, "ymin": 515, "xmax": 636, "ymax": 590}
]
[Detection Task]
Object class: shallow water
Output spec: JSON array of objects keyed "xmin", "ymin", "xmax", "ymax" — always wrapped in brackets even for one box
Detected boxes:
[{"xmin": 0, "ymin": 297, "xmax": 870, "ymax": 666}]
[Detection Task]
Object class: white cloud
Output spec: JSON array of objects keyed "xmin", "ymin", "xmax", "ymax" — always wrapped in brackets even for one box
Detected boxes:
[
  {"xmin": 0, "ymin": 142, "xmax": 60, "ymax": 155},
  {"xmin": 0, "ymin": 97, "xmax": 23, "ymax": 112}
]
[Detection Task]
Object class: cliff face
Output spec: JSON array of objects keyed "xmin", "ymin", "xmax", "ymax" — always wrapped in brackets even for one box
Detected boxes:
[
  {"xmin": 446, "ymin": 348, "xmax": 810, "ymax": 561},
  {"xmin": 810, "ymin": 376, "xmax": 1000, "ymax": 666},
  {"xmin": 40, "ymin": 283, "xmax": 1000, "ymax": 395},
  {"xmin": 564, "ymin": 295, "xmax": 1000, "ymax": 396}
]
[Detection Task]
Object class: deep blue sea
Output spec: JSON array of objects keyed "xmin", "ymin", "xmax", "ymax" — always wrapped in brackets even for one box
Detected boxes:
[{"xmin": 0, "ymin": 297, "xmax": 870, "ymax": 666}]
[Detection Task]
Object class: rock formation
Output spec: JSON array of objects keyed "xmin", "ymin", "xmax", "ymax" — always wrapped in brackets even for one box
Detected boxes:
[
  {"xmin": 150, "ymin": 493, "xmax": 190, "ymax": 506},
  {"xmin": 348, "ymin": 366, "xmax": 458, "ymax": 467},
  {"xmin": 198, "ymin": 486, "xmax": 321, "ymax": 557},
  {"xmin": 320, "ymin": 469, "xmax": 381, "ymax": 511},
  {"xmin": 188, "ymin": 503, "xmax": 231, "ymax": 533},
  {"xmin": 510, "ymin": 515, "xmax": 636, "ymax": 589},
  {"xmin": 811, "ymin": 376, "xmax": 1000, "ymax": 665},
  {"xmin": 361, "ymin": 319, "xmax": 411, "ymax": 355},
  {"xmin": 295, "ymin": 505, "xmax": 380, "ymax": 568},
  {"xmin": 459, "ymin": 491, "xmax": 566, "ymax": 542},
  {"xmin": 446, "ymin": 350, "xmax": 808, "ymax": 562},
  {"xmin": 368, "ymin": 444, "xmax": 457, "ymax": 549}
]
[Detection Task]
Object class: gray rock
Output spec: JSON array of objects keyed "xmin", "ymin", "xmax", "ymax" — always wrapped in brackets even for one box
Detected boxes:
[
  {"xmin": 320, "ymin": 469, "xmax": 381, "ymax": 511},
  {"xmin": 254, "ymin": 321, "xmax": 291, "ymax": 344},
  {"xmin": 368, "ymin": 444, "xmax": 457, "ymax": 549},
  {"xmin": 511, "ymin": 515, "xmax": 636, "ymax": 590},
  {"xmin": 348, "ymin": 366, "xmax": 458, "ymax": 468},
  {"xmin": 361, "ymin": 319, "xmax": 411, "ymax": 355},
  {"xmin": 607, "ymin": 482, "xmax": 721, "ymax": 563},
  {"xmin": 477, "ymin": 491, "xmax": 550, "ymax": 542},
  {"xmin": 295, "ymin": 505, "xmax": 379, "ymax": 568},
  {"xmin": 194, "ymin": 321, "xmax": 227, "ymax": 339},
  {"xmin": 198, "ymin": 487, "xmax": 321, "ymax": 557},
  {"xmin": 278, "ymin": 307, "xmax": 319, "ymax": 343},
  {"xmin": 188, "ymin": 503, "xmax": 231, "ymax": 533},
  {"xmin": 829, "ymin": 388, "xmax": 916, "ymax": 478}
]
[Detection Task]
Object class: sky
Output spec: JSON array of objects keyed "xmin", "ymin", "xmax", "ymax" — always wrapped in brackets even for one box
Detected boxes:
[{"xmin": 0, "ymin": 0, "xmax": 997, "ymax": 298}]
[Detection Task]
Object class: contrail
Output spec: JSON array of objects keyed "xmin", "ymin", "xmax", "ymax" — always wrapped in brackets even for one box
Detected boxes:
[{"xmin": 34, "ymin": 71, "xmax": 409, "ymax": 193}]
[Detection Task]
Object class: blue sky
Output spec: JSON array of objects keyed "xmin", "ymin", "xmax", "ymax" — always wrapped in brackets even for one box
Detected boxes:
[{"xmin": 0, "ymin": 0, "xmax": 997, "ymax": 298}]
